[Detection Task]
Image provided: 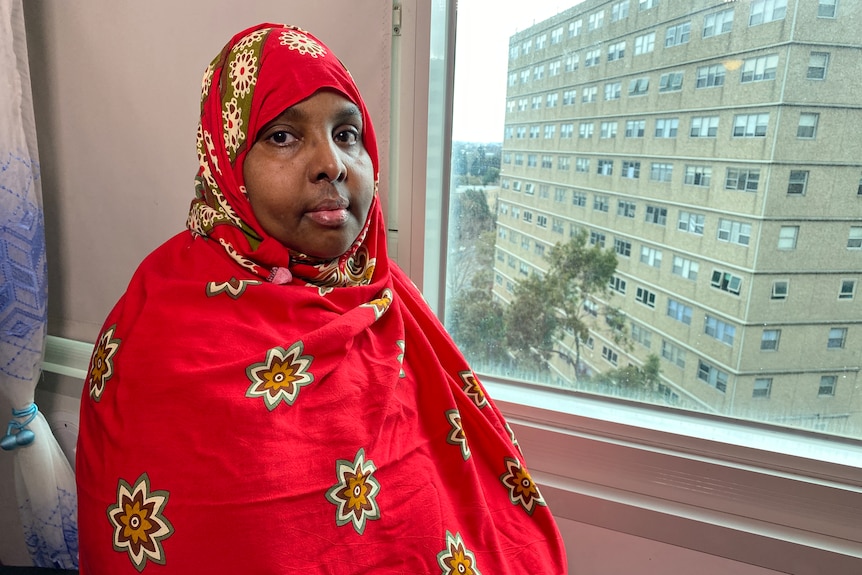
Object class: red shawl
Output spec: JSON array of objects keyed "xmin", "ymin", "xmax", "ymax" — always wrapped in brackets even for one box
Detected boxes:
[{"xmin": 76, "ymin": 23, "xmax": 567, "ymax": 574}]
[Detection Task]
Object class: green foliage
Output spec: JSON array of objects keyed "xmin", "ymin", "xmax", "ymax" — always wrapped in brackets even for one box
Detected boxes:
[
  {"xmin": 593, "ymin": 354, "xmax": 661, "ymax": 393},
  {"xmin": 448, "ymin": 288, "xmax": 508, "ymax": 365}
]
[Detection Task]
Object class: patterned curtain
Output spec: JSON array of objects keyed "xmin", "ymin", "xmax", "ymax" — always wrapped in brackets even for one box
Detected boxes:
[{"xmin": 0, "ymin": 0, "xmax": 78, "ymax": 567}]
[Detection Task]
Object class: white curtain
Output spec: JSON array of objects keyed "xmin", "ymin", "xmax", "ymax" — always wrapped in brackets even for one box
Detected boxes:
[{"xmin": 0, "ymin": 0, "xmax": 78, "ymax": 568}]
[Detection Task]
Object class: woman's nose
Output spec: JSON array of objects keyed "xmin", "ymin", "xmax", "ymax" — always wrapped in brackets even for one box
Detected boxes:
[{"xmin": 310, "ymin": 138, "xmax": 346, "ymax": 183}]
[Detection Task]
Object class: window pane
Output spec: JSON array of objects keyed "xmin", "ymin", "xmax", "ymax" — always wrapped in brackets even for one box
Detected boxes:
[{"xmin": 444, "ymin": 0, "xmax": 862, "ymax": 440}]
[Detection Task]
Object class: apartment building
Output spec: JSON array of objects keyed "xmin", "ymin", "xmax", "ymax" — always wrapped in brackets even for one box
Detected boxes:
[{"xmin": 494, "ymin": 0, "xmax": 862, "ymax": 435}]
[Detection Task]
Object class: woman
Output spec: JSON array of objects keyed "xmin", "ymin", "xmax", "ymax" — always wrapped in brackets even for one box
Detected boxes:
[{"xmin": 76, "ymin": 23, "xmax": 567, "ymax": 574}]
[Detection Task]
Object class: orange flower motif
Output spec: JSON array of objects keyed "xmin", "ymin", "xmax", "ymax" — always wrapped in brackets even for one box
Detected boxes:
[
  {"xmin": 459, "ymin": 370, "xmax": 487, "ymax": 408},
  {"xmin": 437, "ymin": 531, "xmax": 481, "ymax": 575},
  {"xmin": 326, "ymin": 448, "xmax": 381, "ymax": 534},
  {"xmin": 500, "ymin": 457, "xmax": 547, "ymax": 516},
  {"xmin": 89, "ymin": 325, "xmax": 120, "ymax": 401},
  {"xmin": 246, "ymin": 341, "xmax": 315, "ymax": 410},
  {"xmin": 108, "ymin": 473, "xmax": 173, "ymax": 572}
]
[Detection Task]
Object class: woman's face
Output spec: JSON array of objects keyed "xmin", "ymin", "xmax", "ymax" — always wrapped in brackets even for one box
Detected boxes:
[{"xmin": 243, "ymin": 90, "xmax": 375, "ymax": 260}]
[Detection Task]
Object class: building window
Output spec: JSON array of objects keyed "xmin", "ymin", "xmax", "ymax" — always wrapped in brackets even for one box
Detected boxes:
[
  {"xmin": 761, "ymin": 329, "xmax": 780, "ymax": 351},
  {"xmin": 659, "ymin": 72, "xmax": 684, "ymax": 92},
  {"xmin": 531, "ymin": 95, "xmax": 542, "ymax": 110},
  {"xmin": 614, "ymin": 238, "xmax": 632, "ymax": 257},
  {"xmin": 557, "ymin": 157, "xmax": 570, "ymax": 171},
  {"xmin": 725, "ymin": 168, "xmax": 760, "ymax": 193},
  {"xmin": 588, "ymin": 10, "xmax": 605, "ymax": 31},
  {"xmin": 684, "ymin": 165, "xmax": 712, "ymax": 187},
  {"xmin": 585, "ymin": 48, "xmax": 602, "ymax": 67},
  {"xmin": 607, "ymin": 41, "xmax": 626, "ymax": 61},
  {"xmin": 575, "ymin": 158, "xmax": 590, "ymax": 174},
  {"xmin": 584, "ymin": 299, "xmax": 599, "ymax": 317},
  {"xmin": 703, "ymin": 7, "xmax": 734, "ymax": 37},
  {"xmin": 636, "ymin": 286, "xmax": 656, "ymax": 308},
  {"xmin": 541, "ymin": 155, "xmax": 553, "ymax": 169},
  {"xmin": 787, "ymin": 170, "xmax": 808, "ymax": 195},
  {"xmin": 807, "ymin": 52, "xmax": 830, "ymax": 79},
  {"xmin": 665, "ymin": 22, "xmax": 691, "ymax": 47},
  {"xmin": 560, "ymin": 123, "xmax": 574, "ymax": 138},
  {"xmin": 639, "ymin": 0, "xmax": 658, "ymax": 9},
  {"xmin": 741, "ymin": 54, "xmax": 779, "ymax": 82},
  {"xmin": 628, "ymin": 77, "xmax": 649, "ymax": 96},
  {"xmin": 563, "ymin": 89, "xmax": 577, "ymax": 105},
  {"xmin": 777, "ymin": 225, "xmax": 799, "ymax": 250},
  {"xmin": 690, "ymin": 116, "xmax": 719, "ymax": 137},
  {"xmin": 640, "ymin": 246, "xmax": 662, "ymax": 267},
  {"xmin": 717, "ymin": 218, "xmax": 752, "ymax": 246},
  {"xmin": 797, "ymin": 113, "xmax": 819, "ymax": 139},
  {"xmin": 622, "ymin": 161, "xmax": 641, "ymax": 179},
  {"xmin": 609, "ymin": 275, "xmax": 627, "ymax": 294},
  {"xmin": 604, "ymin": 82, "xmax": 622, "ymax": 101},
  {"xmin": 598, "ymin": 160, "xmax": 614, "ymax": 176},
  {"xmin": 544, "ymin": 124, "xmax": 556, "ymax": 139},
  {"xmin": 661, "ymin": 340, "xmax": 686, "ymax": 368},
  {"xmin": 771, "ymin": 280, "xmax": 789, "ymax": 300},
  {"xmin": 535, "ymin": 34, "xmax": 547, "ymax": 50},
  {"xmin": 552, "ymin": 218, "xmax": 564, "ymax": 234},
  {"xmin": 516, "ymin": 126, "xmax": 526, "ymax": 139},
  {"xmin": 551, "ymin": 26, "xmax": 563, "ymax": 44},
  {"xmin": 839, "ymin": 279, "xmax": 856, "ymax": 300},
  {"xmin": 568, "ymin": 19, "xmax": 582, "ymax": 38},
  {"xmin": 818, "ymin": 0, "xmax": 838, "ymax": 18},
  {"xmin": 753, "ymin": 378, "xmax": 772, "ymax": 398},
  {"xmin": 549, "ymin": 60, "xmax": 561, "ymax": 77},
  {"xmin": 527, "ymin": 154, "xmax": 537, "ymax": 167},
  {"xmin": 749, "ymin": 0, "xmax": 787, "ymax": 26},
  {"xmin": 590, "ymin": 231, "xmax": 606, "ymax": 247},
  {"xmin": 522, "ymin": 210, "xmax": 533, "ymax": 223},
  {"xmin": 601, "ymin": 346, "xmax": 619, "ymax": 366},
  {"xmin": 593, "ymin": 195, "xmax": 610, "ymax": 212},
  {"xmin": 583, "ymin": 85, "xmax": 598, "ymax": 103},
  {"xmin": 819, "ymin": 375, "xmax": 837, "ymax": 397},
  {"xmin": 600, "ymin": 121, "xmax": 618, "ymax": 138},
  {"xmin": 672, "ymin": 256, "xmax": 699, "ymax": 280},
  {"xmin": 733, "ymin": 113, "xmax": 769, "ymax": 137},
  {"xmin": 667, "ymin": 299, "xmax": 692, "ymax": 325},
  {"xmin": 625, "ymin": 120, "xmax": 645, "ymax": 138},
  {"xmin": 645, "ymin": 206, "xmax": 667, "ymax": 226},
  {"xmin": 547, "ymin": 93, "xmax": 558, "ymax": 109},
  {"xmin": 705, "ymin": 315, "xmax": 736, "ymax": 346},
  {"xmin": 696, "ymin": 65, "xmax": 725, "ymax": 88},
  {"xmin": 654, "ymin": 118, "xmax": 678, "ymax": 138},
  {"xmin": 827, "ymin": 327, "xmax": 847, "ymax": 349},
  {"xmin": 650, "ymin": 163, "xmax": 674, "ymax": 182},
  {"xmin": 611, "ymin": 1, "xmax": 630, "ymax": 21},
  {"xmin": 634, "ymin": 32, "xmax": 656, "ymax": 55},
  {"xmin": 698, "ymin": 361, "xmax": 728, "ymax": 392},
  {"xmin": 617, "ymin": 200, "xmax": 636, "ymax": 218},
  {"xmin": 711, "ymin": 270, "xmax": 742, "ymax": 295},
  {"xmin": 848, "ymin": 227, "xmax": 862, "ymax": 249},
  {"xmin": 533, "ymin": 64, "xmax": 544, "ymax": 80},
  {"xmin": 579, "ymin": 122, "xmax": 594, "ymax": 138},
  {"xmin": 631, "ymin": 323, "xmax": 651, "ymax": 348}
]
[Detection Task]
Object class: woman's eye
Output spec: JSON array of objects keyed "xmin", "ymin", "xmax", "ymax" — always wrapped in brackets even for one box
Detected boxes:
[
  {"xmin": 334, "ymin": 128, "xmax": 359, "ymax": 145},
  {"xmin": 267, "ymin": 130, "xmax": 295, "ymax": 145}
]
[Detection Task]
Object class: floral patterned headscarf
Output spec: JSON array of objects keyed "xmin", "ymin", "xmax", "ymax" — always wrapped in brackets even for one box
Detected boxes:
[{"xmin": 187, "ymin": 23, "xmax": 382, "ymax": 287}]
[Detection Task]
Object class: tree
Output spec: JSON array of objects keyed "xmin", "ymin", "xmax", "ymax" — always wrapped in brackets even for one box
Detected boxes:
[
  {"xmin": 503, "ymin": 229, "xmax": 621, "ymax": 379},
  {"xmin": 593, "ymin": 354, "xmax": 662, "ymax": 396}
]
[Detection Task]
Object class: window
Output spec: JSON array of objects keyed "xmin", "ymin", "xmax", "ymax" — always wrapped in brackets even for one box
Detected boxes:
[
  {"xmin": 582, "ymin": 86, "xmax": 598, "ymax": 103},
  {"xmin": 771, "ymin": 280, "xmax": 789, "ymax": 300},
  {"xmin": 568, "ymin": 19, "xmax": 582, "ymax": 38},
  {"xmin": 575, "ymin": 158, "xmax": 590, "ymax": 174},
  {"xmin": 749, "ymin": 0, "xmax": 787, "ymax": 26},
  {"xmin": 617, "ymin": 200, "xmax": 636, "ymax": 218},
  {"xmin": 562, "ymin": 89, "xmax": 577, "ymax": 105},
  {"xmin": 645, "ymin": 206, "xmax": 667, "ymax": 226},
  {"xmin": 631, "ymin": 323, "xmax": 651, "ymax": 348},
  {"xmin": 536, "ymin": 215, "xmax": 548, "ymax": 229},
  {"xmin": 639, "ymin": 0, "xmax": 658, "ymax": 9},
  {"xmin": 672, "ymin": 256, "xmax": 698, "ymax": 280},
  {"xmin": 665, "ymin": 22, "xmax": 691, "ymax": 47},
  {"xmin": 533, "ymin": 64, "xmax": 544, "ymax": 80},
  {"xmin": 541, "ymin": 155, "xmax": 553, "ymax": 168},
  {"xmin": 741, "ymin": 54, "xmax": 779, "ymax": 82},
  {"xmin": 588, "ymin": 10, "xmax": 604, "ymax": 31},
  {"xmin": 565, "ymin": 54, "xmax": 579, "ymax": 73},
  {"xmin": 535, "ymin": 34, "xmax": 547, "ymax": 50},
  {"xmin": 628, "ymin": 77, "xmax": 649, "ymax": 96},
  {"xmin": 667, "ymin": 299, "xmax": 692, "ymax": 325},
  {"xmin": 839, "ymin": 279, "xmax": 856, "ymax": 300},
  {"xmin": 590, "ymin": 231, "xmax": 606, "ymax": 247},
  {"xmin": 726, "ymin": 168, "xmax": 760, "ymax": 192},
  {"xmin": 607, "ymin": 41, "xmax": 626, "ymax": 62},
  {"xmin": 549, "ymin": 61, "xmax": 561, "ymax": 77},
  {"xmin": 650, "ymin": 163, "xmax": 673, "ymax": 183},
  {"xmin": 659, "ymin": 72, "xmax": 683, "ymax": 92},
  {"xmin": 551, "ymin": 26, "xmax": 563, "ymax": 44},
  {"xmin": 695, "ymin": 65, "xmax": 725, "ymax": 88},
  {"xmin": 640, "ymin": 246, "xmax": 662, "ymax": 267},
  {"xmin": 579, "ymin": 122, "xmax": 594, "ymax": 138},
  {"xmin": 600, "ymin": 121, "xmax": 618, "ymax": 138},
  {"xmin": 557, "ymin": 157, "xmax": 570, "ymax": 171},
  {"xmin": 709, "ymin": 270, "xmax": 740, "ymax": 295},
  {"xmin": 818, "ymin": 0, "xmax": 837, "ymax": 18},
  {"xmin": 602, "ymin": 346, "xmax": 619, "ymax": 365},
  {"xmin": 787, "ymin": 170, "xmax": 808, "ymax": 195},
  {"xmin": 531, "ymin": 95, "xmax": 542, "ymax": 110},
  {"xmin": 593, "ymin": 195, "xmax": 610, "ymax": 212},
  {"xmin": 848, "ymin": 227, "xmax": 862, "ymax": 249},
  {"xmin": 827, "ymin": 327, "xmax": 847, "ymax": 349},
  {"xmin": 573, "ymin": 191, "xmax": 587, "ymax": 206},
  {"xmin": 654, "ymin": 118, "xmax": 678, "ymax": 138},
  {"xmin": 661, "ymin": 340, "xmax": 686, "ymax": 368},
  {"xmin": 585, "ymin": 48, "xmax": 602, "ymax": 67},
  {"xmin": 622, "ymin": 161, "xmax": 641, "ymax": 179},
  {"xmin": 819, "ymin": 375, "xmax": 837, "ymax": 397},
  {"xmin": 529, "ymin": 126, "xmax": 540, "ymax": 139},
  {"xmin": 761, "ymin": 329, "xmax": 781, "ymax": 351},
  {"xmin": 611, "ymin": 1, "xmax": 630, "ymax": 21},
  {"xmin": 598, "ymin": 158, "xmax": 613, "ymax": 176},
  {"xmin": 636, "ymin": 286, "xmax": 656, "ymax": 307},
  {"xmin": 753, "ymin": 378, "xmax": 772, "ymax": 398},
  {"xmin": 604, "ymin": 82, "xmax": 622, "ymax": 101},
  {"xmin": 614, "ymin": 238, "xmax": 632, "ymax": 257},
  {"xmin": 609, "ymin": 275, "xmax": 627, "ymax": 294},
  {"xmin": 703, "ymin": 7, "xmax": 734, "ymax": 37},
  {"xmin": 705, "ymin": 315, "xmax": 736, "ymax": 346},
  {"xmin": 733, "ymin": 113, "xmax": 769, "ymax": 137},
  {"xmin": 552, "ymin": 218, "xmax": 564, "ymax": 234},
  {"xmin": 778, "ymin": 225, "xmax": 799, "ymax": 250},
  {"xmin": 625, "ymin": 120, "xmax": 645, "ymax": 138},
  {"xmin": 807, "ymin": 52, "xmax": 830, "ymax": 80},
  {"xmin": 717, "ymin": 219, "xmax": 752, "ymax": 246},
  {"xmin": 560, "ymin": 123, "xmax": 573, "ymax": 138},
  {"xmin": 634, "ymin": 32, "xmax": 655, "ymax": 55},
  {"xmin": 522, "ymin": 210, "xmax": 533, "ymax": 223},
  {"xmin": 698, "ymin": 361, "xmax": 728, "ymax": 392},
  {"xmin": 690, "ymin": 116, "xmax": 719, "ymax": 137},
  {"xmin": 797, "ymin": 113, "xmax": 819, "ymax": 139},
  {"xmin": 684, "ymin": 165, "xmax": 712, "ymax": 187}
]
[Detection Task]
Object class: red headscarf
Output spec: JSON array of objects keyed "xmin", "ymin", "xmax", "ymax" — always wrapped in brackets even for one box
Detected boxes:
[{"xmin": 77, "ymin": 24, "xmax": 567, "ymax": 574}]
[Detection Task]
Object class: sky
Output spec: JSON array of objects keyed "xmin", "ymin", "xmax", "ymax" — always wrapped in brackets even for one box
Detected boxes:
[{"xmin": 451, "ymin": 0, "xmax": 586, "ymax": 142}]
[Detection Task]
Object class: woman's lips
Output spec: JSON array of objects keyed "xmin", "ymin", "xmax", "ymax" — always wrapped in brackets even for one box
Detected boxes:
[{"xmin": 306, "ymin": 207, "xmax": 349, "ymax": 227}]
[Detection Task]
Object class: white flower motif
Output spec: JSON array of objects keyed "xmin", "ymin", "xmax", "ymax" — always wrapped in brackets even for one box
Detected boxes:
[
  {"xmin": 228, "ymin": 49, "xmax": 257, "ymax": 98},
  {"xmin": 234, "ymin": 29, "xmax": 267, "ymax": 51},
  {"xmin": 200, "ymin": 61, "xmax": 214, "ymax": 103},
  {"xmin": 279, "ymin": 30, "xmax": 326, "ymax": 58},
  {"xmin": 222, "ymin": 98, "xmax": 245, "ymax": 156}
]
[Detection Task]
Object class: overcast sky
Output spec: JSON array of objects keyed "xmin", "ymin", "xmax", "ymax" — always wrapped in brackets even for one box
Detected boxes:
[{"xmin": 452, "ymin": 0, "xmax": 585, "ymax": 142}]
